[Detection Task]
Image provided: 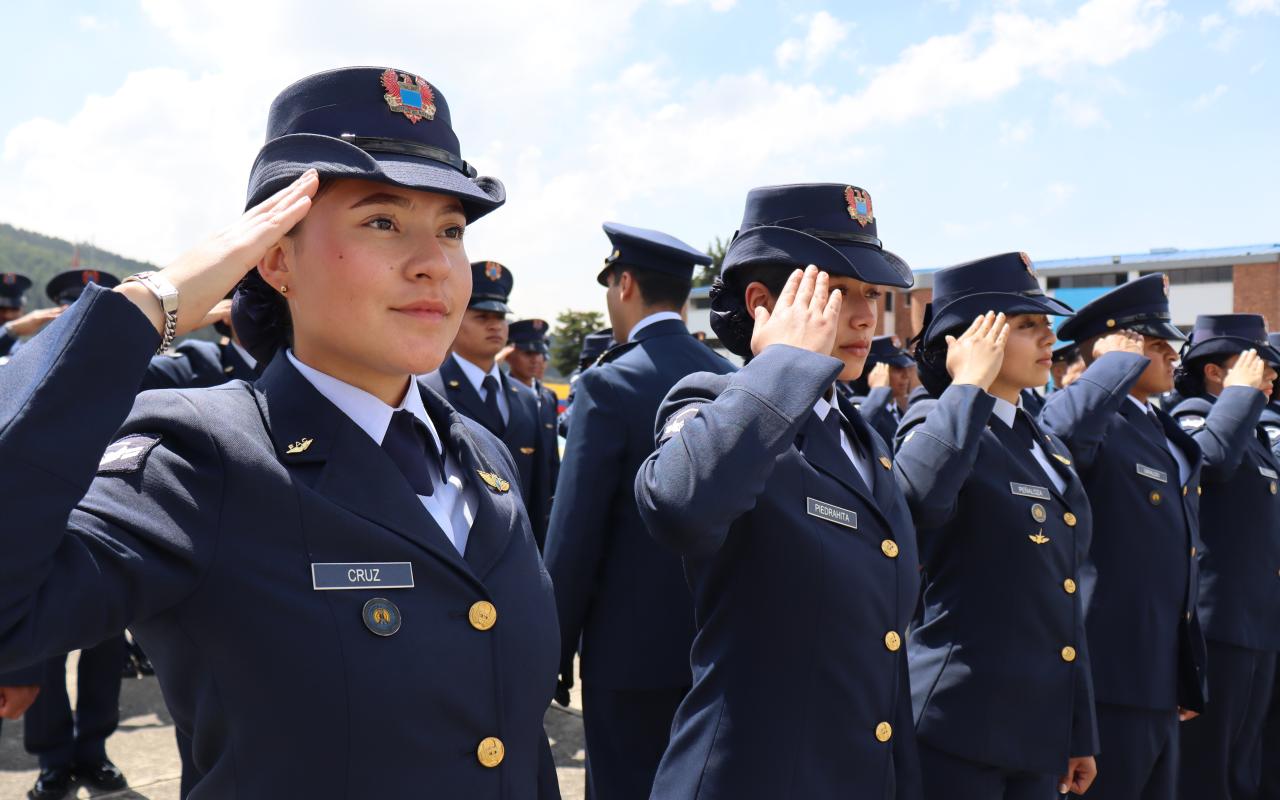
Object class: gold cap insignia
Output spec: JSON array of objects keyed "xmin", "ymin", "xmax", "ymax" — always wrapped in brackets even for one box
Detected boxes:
[{"xmin": 286, "ymin": 437, "xmax": 314, "ymax": 454}]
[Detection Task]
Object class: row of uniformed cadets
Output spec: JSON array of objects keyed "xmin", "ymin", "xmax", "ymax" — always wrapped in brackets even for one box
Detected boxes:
[{"xmin": 0, "ymin": 61, "xmax": 1279, "ymax": 800}]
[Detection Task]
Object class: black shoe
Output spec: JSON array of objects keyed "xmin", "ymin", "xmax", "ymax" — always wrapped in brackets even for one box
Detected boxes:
[
  {"xmin": 27, "ymin": 767, "xmax": 74, "ymax": 800},
  {"xmin": 75, "ymin": 759, "xmax": 128, "ymax": 791}
]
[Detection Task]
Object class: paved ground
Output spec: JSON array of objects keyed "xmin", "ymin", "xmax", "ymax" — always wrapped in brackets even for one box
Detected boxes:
[{"xmin": 0, "ymin": 652, "xmax": 587, "ymax": 799}]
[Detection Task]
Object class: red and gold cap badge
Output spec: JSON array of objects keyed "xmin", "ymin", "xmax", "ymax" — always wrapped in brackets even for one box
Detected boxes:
[
  {"xmin": 485, "ymin": 261, "xmax": 503, "ymax": 281},
  {"xmin": 380, "ymin": 69, "xmax": 437, "ymax": 124},
  {"xmin": 845, "ymin": 186, "xmax": 874, "ymax": 228}
]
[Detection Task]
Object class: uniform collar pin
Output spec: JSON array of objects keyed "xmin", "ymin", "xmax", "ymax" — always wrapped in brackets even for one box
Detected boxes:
[{"xmin": 286, "ymin": 437, "xmax": 314, "ymax": 454}]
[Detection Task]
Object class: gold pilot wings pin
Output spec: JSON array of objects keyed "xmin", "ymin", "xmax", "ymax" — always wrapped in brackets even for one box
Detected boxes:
[{"xmin": 97, "ymin": 434, "xmax": 162, "ymax": 474}]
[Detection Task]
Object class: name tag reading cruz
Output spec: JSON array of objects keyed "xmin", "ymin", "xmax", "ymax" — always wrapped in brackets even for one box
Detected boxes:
[
  {"xmin": 807, "ymin": 498, "xmax": 858, "ymax": 530},
  {"xmin": 1261, "ymin": 467, "xmax": 1279, "ymax": 480},
  {"xmin": 1010, "ymin": 482, "xmax": 1052, "ymax": 500},
  {"xmin": 311, "ymin": 563, "xmax": 414, "ymax": 591},
  {"xmin": 1136, "ymin": 464, "xmax": 1169, "ymax": 483}
]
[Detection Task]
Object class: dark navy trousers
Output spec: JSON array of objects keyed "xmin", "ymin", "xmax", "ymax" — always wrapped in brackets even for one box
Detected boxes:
[
  {"xmin": 24, "ymin": 634, "xmax": 127, "ymax": 769},
  {"xmin": 1180, "ymin": 640, "xmax": 1276, "ymax": 799},
  {"xmin": 919, "ymin": 742, "xmax": 1057, "ymax": 800},
  {"xmin": 582, "ymin": 684, "xmax": 685, "ymax": 800},
  {"xmin": 1089, "ymin": 704, "xmax": 1178, "ymax": 800}
]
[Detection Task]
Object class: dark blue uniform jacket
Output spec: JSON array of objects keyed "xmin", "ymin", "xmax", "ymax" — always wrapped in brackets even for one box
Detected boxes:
[
  {"xmin": 1172, "ymin": 387, "xmax": 1280, "ymax": 653},
  {"xmin": 1039, "ymin": 352, "xmax": 1207, "ymax": 712},
  {"xmin": 140, "ymin": 336, "xmax": 257, "ymax": 390},
  {"xmin": 0, "ymin": 286, "xmax": 560, "ymax": 799},
  {"xmin": 636, "ymin": 345, "xmax": 921, "ymax": 800},
  {"xmin": 895, "ymin": 383, "xmax": 1099, "ymax": 774}
]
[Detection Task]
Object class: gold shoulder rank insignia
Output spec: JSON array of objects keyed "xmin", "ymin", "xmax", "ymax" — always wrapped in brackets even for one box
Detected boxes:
[
  {"xmin": 1052, "ymin": 453, "xmax": 1071, "ymax": 466},
  {"xmin": 286, "ymin": 437, "xmax": 314, "ymax": 454},
  {"xmin": 1028, "ymin": 530, "xmax": 1051, "ymax": 545},
  {"xmin": 477, "ymin": 470, "xmax": 511, "ymax": 493}
]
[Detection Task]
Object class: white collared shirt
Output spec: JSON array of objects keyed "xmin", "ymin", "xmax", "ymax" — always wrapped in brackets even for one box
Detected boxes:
[
  {"xmin": 452, "ymin": 353, "xmax": 510, "ymax": 424},
  {"xmin": 813, "ymin": 393, "xmax": 875, "ymax": 489},
  {"xmin": 1129, "ymin": 395, "xmax": 1193, "ymax": 485},
  {"xmin": 990, "ymin": 395, "xmax": 1068, "ymax": 495},
  {"xmin": 627, "ymin": 311, "xmax": 683, "ymax": 343},
  {"xmin": 231, "ymin": 341, "xmax": 257, "ymax": 371},
  {"xmin": 288, "ymin": 350, "xmax": 475, "ymax": 555}
]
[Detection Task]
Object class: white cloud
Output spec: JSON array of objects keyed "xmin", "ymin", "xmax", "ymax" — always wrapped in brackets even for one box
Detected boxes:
[
  {"xmin": 1047, "ymin": 182, "xmax": 1078, "ymax": 204},
  {"xmin": 1192, "ymin": 83, "xmax": 1229, "ymax": 110},
  {"xmin": 1199, "ymin": 13, "xmax": 1224, "ymax": 31},
  {"xmin": 999, "ymin": 119, "xmax": 1035, "ymax": 143},
  {"xmin": 0, "ymin": 0, "xmax": 1178, "ymax": 321},
  {"xmin": 776, "ymin": 11, "xmax": 852, "ymax": 72},
  {"xmin": 1231, "ymin": 0, "xmax": 1279, "ymax": 15},
  {"xmin": 665, "ymin": 0, "xmax": 737, "ymax": 10},
  {"xmin": 1053, "ymin": 93, "xmax": 1107, "ymax": 127}
]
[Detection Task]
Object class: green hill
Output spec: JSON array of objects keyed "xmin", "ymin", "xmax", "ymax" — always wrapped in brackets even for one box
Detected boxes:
[{"xmin": 0, "ymin": 223, "xmax": 157, "ymax": 308}]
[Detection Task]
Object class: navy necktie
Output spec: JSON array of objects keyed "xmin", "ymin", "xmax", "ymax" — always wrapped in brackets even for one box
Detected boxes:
[
  {"xmin": 482, "ymin": 375, "xmax": 506, "ymax": 435},
  {"xmin": 382, "ymin": 410, "xmax": 436, "ymax": 497},
  {"xmin": 1014, "ymin": 409, "xmax": 1039, "ymax": 451},
  {"xmin": 1139, "ymin": 408, "xmax": 1169, "ymax": 450}
]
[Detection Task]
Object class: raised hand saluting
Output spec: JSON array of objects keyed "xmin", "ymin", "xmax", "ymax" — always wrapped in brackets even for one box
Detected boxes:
[
  {"xmin": 750, "ymin": 265, "xmax": 843, "ymax": 358},
  {"xmin": 945, "ymin": 311, "xmax": 1009, "ymax": 392}
]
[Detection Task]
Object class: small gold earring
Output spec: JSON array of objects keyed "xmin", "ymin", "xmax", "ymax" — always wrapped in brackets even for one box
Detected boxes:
[{"xmin": 279, "ymin": 284, "xmax": 289, "ymax": 295}]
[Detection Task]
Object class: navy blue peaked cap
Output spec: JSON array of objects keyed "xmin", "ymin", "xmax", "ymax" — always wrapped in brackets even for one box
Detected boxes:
[
  {"xmin": 1053, "ymin": 341, "xmax": 1080, "ymax": 364},
  {"xmin": 509, "ymin": 318, "xmax": 550, "ymax": 353},
  {"xmin": 0, "ymin": 272, "xmax": 32, "ymax": 309},
  {"xmin": 245, "ymin": 67, "xmax": 504, "ymax": 221},
  {"xmin": 1182, "ymin": 314, "xmax": 1280, "ymax": 365},
  {"xmin": 721, "ymin": 184, "xmax": 913, "ymax": 289},
  {"xmin": 923, "ymin": 252, "xmax": 1073, "ymax": 345},
  {"xmin": 578, "ymin": 328, "xmax": 614, "ymax": 369},
  {"xmin": 470, "ymin": 261, "xmax": 513, "ymax": 313},
  {"xmin": 46, "ymin": 269, "xmax": 120, "ymax": 305},
  {"xmin": 868, "ymin": 335, "xmax": 914, "ymax": 368},
  {"xmin": 1056, "ymin": 273, "xmax": 1184, "ymax": 343},
  {"xmin": 596, "ymin": 223, "xmax": 711, "ymax": 286}
]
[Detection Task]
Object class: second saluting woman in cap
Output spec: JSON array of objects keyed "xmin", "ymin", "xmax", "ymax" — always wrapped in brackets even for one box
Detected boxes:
[
  {"xmin": 635, "ymin": 184, "xmax": 923, "ymax": 799},
  {"xmin": 894, "ymin": 253, "xmax": 1098, "ymax": 798},
  {"xmin": 0, "ymin": 67, "xmax": 560, "ymax": 799}
]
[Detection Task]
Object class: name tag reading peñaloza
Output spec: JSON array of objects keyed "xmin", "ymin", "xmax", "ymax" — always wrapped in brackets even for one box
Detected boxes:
[
  {"xmin": 1136, "ymin": 464, "xmax": 1168, "ymax": 483},
  {"xmin": 1010, "ymin": 482, "xmax": 1052, "ymax": 500},
  {"xmin": 807, "ymin": 498, "xmax": 858, "ymax": 530},
  {"xmin": 311, "ymin": 562, "xmax": 415, "ymax": 591}
]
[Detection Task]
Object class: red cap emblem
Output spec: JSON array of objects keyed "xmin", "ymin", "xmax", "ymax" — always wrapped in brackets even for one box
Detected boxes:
[
  {"xmin": 845, "ymin": 187, "xmax": 874, "ymax": 228},
  {"xmin": 1020, "ymin": 252, "xmax": 1037, "ymax": 278},
  {"xmin": 485, "ymin": 261, "xmax": 503, "ymax": 281},
  {"xmin": 380, "ymin": 69, "xmax": 437, "ymax": 124},
  {"xmin": 533, "ymin": 319, "xmax": 546, "ymax": 331},
  {"xmin": 2, "ymin": 273, "xmax": 14, "ymax": 285},
  {"xmin": 81, "ymin": 270, "xmax": 100, "ymax": 285}
]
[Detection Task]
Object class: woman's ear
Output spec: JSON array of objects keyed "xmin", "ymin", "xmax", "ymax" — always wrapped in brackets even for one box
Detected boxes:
[
  {"xmin": 743, "ymin": 281, "xmax": 776, "ymax": 318},
  {"xmin": 258, "ymin": 239, "xmax": 293, "ymax": 293}
]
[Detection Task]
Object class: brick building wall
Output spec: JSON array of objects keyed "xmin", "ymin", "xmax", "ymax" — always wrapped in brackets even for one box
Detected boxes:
[{"xmin": 1233, "ymin": 262, "xmax": 1280, "ymax": 328}]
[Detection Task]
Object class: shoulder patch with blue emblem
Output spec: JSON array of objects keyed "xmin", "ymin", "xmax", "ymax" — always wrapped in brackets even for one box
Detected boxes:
[
  {"xmin": 659, "ymin": 404, "xmax": 704, "ymax": 445},
  {"xmin": 98, "ymin": 434, "xmax": 162, "ymax": 474}
]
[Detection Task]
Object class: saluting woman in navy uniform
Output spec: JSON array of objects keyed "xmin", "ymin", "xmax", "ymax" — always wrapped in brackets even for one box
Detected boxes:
[
  {"xmin": 0, "ymin": 67, "xmax": 560, "ymax": 799},
  {"xmin": 635, "ymin": 184, "xmax": 923, "ymax": 799},
  {"xmin": 894, "ymin": 253, "xmax": 1099, "ymax": 798}
]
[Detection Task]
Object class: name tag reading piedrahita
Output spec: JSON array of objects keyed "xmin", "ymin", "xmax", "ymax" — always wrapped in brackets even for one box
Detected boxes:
[
  {"xmin": 807, "ymin": 498, "xmax": 858, "ymax": 530},
  {"xmin": 311, "ymin": 562, "xmax": 415, "ymax": 591}
]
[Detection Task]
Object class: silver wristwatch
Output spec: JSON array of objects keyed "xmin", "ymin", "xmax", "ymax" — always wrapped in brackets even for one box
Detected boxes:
[{"xmin": 123, "ymin": 271, "xmax": 179, "ymax": 353}]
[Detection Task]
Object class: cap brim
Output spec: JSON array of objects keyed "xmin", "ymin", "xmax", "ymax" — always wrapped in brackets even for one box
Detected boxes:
[
  {"xmin": 246, "ymin": 133, "xmax": 505, "ymax": 222},
  {"xmin": 723, "ymin": 227, "xmax": 914, "ymax": 289},
  {"xmin": 0, "ymin": 298, "xmax": 22, "ymax": 309},
  {"xmin": 469, "ymin": 299, "xmax": 511, "ymax": 314},
  {"xmin": 1185, "ymin": 337, "xmax": 1280, "ymax": 367},
  {"xmin": 1129, "ymin": 320, "xmax": 1187, "ymax": 341},
  {"xmin": 925, "ymin": 291, "xmax": 1074, "ymax": 345}
]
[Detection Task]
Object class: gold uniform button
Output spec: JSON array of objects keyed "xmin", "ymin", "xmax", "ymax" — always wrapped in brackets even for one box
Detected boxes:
[
  {"xmin": 1061, "ymin": 646, "xmax": 1077, "ymax": 663},
  {"xmin": 1191, "ymin": 546, "xmax": 1197, "ymax": 557},
  {"xmin": 468, "ymin": 601, "xmax": 498, "ymax": 631},
  {"xmin": 879, "ymin": 455, "xmax": 893, "ymax": 470},
  {"xmin": 1271, "ymin": 482, "xmax": 1277, "ymax": 495},
  {"xmin": 1197, "ymin": 486, "xmax": 1202, "ymax": 496},
  {"xmin": 881, "ymin": 540, "xmax": 899, "ymax": 558},
  {"xmin": 1063, "ymin": 578, "xmax": 1077, "ymax": 594},
  {"xmin": 1149, "ymin": 491, "xmax": 1162, "ymax": 506},
  {"xmin": 884, "ymin": 631, "xmax": 902, "ymax": 652},
  {"xmin": 875, "ymin": 722, "xmax": 893, "ymax": 742},
  {"xmin": 1186, "ymin": 611, "xmax": 1193, "ymax": 621},
  {"xmin": 477, "ymin": 737, "xmax": 505, "ymax": 768},
  {"xmin": 1182, "ymin": 486, "xmax": 1188, "ymax": 497},
  {"xmin": 1063, "ymin": 512, "xmax": 1077, "ymax": 527}
]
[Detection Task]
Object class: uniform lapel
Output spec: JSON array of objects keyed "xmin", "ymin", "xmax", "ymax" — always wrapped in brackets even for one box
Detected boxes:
[
  {"xmin": 220, "ymin": 339, "xmax": 257, "ymax": 381},
  {"xmin": 254, "ymin": 353, "xmax": 478, "ymax": 584},
  {"xmin": 419, "ymin": 384, "xmax": 518, "ymax": 579},
  {"xmin": 436, "ymin": 356, "xmax": 504, "ymax": 435},
  {"xmin": 797, "ymin": 407, "xmax": 893, "ymax": 531},
  {"xmin": 842, "ymin": 398, "xmax": 900, "ymax": 516},
  {"xmin": 989, "ymin": 414, "xmax": 1080, "ymax": 508}
]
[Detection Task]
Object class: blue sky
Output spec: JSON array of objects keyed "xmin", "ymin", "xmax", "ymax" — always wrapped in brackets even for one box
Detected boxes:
[{"xmin": 1, "ymin": 0, "xmax": 1276, "ymax": 321}]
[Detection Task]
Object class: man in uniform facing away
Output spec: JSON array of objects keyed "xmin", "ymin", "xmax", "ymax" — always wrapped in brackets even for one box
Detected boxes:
[{"xmin": 544, "ymin": 223, "xmax": 733, "ymax": 800}]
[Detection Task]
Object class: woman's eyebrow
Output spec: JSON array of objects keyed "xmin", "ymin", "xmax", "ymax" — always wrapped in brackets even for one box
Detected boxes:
[{"xmin": 349, "ymin": 192, "xmax": 412, "ymax": 210}]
